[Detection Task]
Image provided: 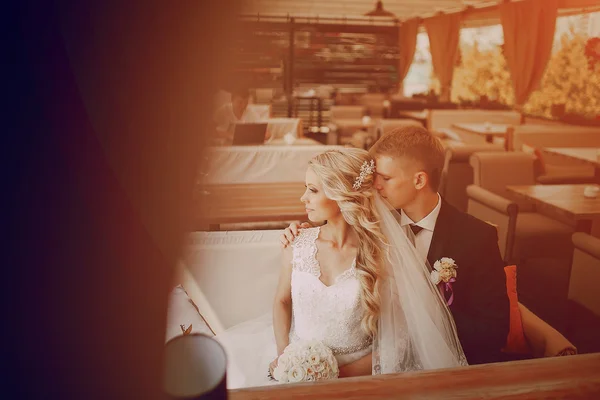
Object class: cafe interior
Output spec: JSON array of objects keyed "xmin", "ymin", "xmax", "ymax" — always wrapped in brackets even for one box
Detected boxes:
[{"xmin": 164, "ymin": 0, "xmax": 600, "ymax": 398}]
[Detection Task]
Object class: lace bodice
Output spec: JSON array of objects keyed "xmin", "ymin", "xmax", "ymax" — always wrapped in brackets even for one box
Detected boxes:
[{"xmin": 290, "ymin": 227, "xmax": 372, "ymax": 363}]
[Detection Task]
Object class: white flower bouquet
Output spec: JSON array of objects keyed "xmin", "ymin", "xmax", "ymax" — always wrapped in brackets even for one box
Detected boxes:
[{"xmin": 271, "ymin": 340, "xmax": 339, "ymax": 383}]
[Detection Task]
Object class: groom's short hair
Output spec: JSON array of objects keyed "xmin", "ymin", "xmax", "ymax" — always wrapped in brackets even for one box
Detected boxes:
[{"xmin": 370, "ymin": 126, "xmax": 445, "ymax": 191}]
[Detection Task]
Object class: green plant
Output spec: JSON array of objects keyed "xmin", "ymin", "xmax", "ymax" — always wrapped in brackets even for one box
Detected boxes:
[
  {"xmin": 524, "ymin": 32, "xmax": 600, "ymax": 118},
  {"xmin": 451, "ymin": 42, "xmax": 514, "ymax": 106}
]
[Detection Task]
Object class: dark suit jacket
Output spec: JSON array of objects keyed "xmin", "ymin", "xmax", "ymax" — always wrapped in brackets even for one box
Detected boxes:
[{"xmin": 426, "ymin": 199, "xmax": 510, "ymax": 365}]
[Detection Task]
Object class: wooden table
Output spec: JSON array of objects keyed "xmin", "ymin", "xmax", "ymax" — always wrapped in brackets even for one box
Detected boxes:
[
  {"xmin": 452, "ymin": 123, "xmax": 509, "ymax": 143},
  {"xmin": 229, "ymin": 353, "xmax": 600, "ymax": 400},
  {"xmin": 544, "ymin": 147, "xmax": 600, "ymax": 183},
  {"xmin": 195, "ymin": 182, "xmax": 307, "ymax": 230},
  {"xmin": 507, "ymin": 184, "xmax": 600, "ymax": 236}
]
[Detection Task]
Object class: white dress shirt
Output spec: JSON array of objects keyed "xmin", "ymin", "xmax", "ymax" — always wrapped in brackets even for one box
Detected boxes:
[
  {"xmin": 400, "ymin": 193, "xmax": 442, "ymax": 262},
  {"xmin": 214, "ymin": 102, "xmax": 260, "ymax": 133}
]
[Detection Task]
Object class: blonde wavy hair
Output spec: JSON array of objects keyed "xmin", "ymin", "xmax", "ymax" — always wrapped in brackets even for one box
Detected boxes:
[{"xmin": 308, "ymin": 148, "xmax": 387, "ymax": 337}]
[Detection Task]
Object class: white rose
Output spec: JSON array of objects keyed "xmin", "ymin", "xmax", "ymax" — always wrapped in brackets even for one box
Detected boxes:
[
  {"xmin": 308, "ymin": 352, "xmax": 321, "ymax": 365},
  {"xmin": 273, "ymin": 365, "xmax": 287, "ymax": 382},
  {"xmin": 440, "ymin": 258, "xmax": 456, "ymax": 270},
  {"xmin": 440, "ymin": 257, "xmax": 455, "ymax": 266},
  {"xmin": 288, "ymin": 365, "xmax": 307, "ymax": 383},
  {"xmin": 278, "ymin": 353, "xmax": 290, "ymax": 366},
  {"xmin": 430, "ymin": 270, "xmax": 441, "ymax": 285},
  {"xmin": 290, "ymin": 355, "xmax": 302, "ymax": 365},
  {"xmin": 433, "ymin": 260, "xmax": 442, "ymax": 271}
]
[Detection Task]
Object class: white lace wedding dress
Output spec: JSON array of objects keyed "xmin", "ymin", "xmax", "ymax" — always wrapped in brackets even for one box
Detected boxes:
[{"xmin": 215, "ymin": 227, "xmax": 372, "ymax": 389}]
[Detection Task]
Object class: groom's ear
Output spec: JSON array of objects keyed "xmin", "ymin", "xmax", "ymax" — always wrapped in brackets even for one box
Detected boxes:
[{"xmin": 414, "ymin": 171, "xmax": 429, "ymax": 190}]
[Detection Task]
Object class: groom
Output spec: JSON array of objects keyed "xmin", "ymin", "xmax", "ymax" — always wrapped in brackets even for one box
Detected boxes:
[{"xmin": 281, "ymin": 126, "xmax": 510, "ymax": 365}]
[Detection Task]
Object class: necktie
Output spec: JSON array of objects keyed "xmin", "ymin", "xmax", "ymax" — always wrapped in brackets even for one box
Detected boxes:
[{"xmin": 409, "ymin": 224, "xmax": 423, "ymax": 236}]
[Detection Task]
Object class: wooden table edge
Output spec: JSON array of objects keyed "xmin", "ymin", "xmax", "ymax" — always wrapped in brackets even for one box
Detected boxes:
[{"xmin": 228, "ymin": 354, "xmax": 600, "ymax": 400}]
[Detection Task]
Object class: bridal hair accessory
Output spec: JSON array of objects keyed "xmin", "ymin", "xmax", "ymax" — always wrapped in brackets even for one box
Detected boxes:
[
  {"xmin": 430, "ymin": 257, "xmax": 458, "ymax": 306},
  {"xmin": 352, "ymin": 160, "xmax": 376, "ymax": 190}
]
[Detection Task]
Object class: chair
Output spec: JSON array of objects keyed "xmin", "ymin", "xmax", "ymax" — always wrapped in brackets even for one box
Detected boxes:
[
  {"xmin": 506, "ymin": 125, "xmax": 599, "ymax": 183},
  {"xmin": 466, "ymin": 185, "xmax": 518, "ymax": 262},
  {"xmin": 504, "ymin": 264, "xmax": 577, "ymax": 359},
  {"xmin": 467, "ymin": 152, "xmax": 573, "ymax": 264},
  {"xmin": 359, "ymin": 93, "xmax": 387, "ymax": 118},
  {"xmin": 329, "ymin": 105, "xmax": 366, "ymax": 120},
  {"xmin": 329, "ymin": 106, "xmax": 370, "ymax": 145},
  {"xmin": 440, "ymin": 143, "xmax": 504, "ymax": 212},
  {"xmin": 569, "ymin": 233, "xmax": 600, "ymax": 317},
  {"xmin": 566, "ymin": 233, "xmax": 600, "ymax": 353},
  {"xmin": 376, "ymin": 119, "xmax": 422, "ymax": 139}
]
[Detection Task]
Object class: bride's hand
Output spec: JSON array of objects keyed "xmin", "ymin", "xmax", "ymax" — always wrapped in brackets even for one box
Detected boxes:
[
  {"xmin": 280, "ymin": 222, "xmax": 310, "ymax": 248},
  {"xmin": 269, "ymin": 357, "xmax": 279, "ymax": 375}
]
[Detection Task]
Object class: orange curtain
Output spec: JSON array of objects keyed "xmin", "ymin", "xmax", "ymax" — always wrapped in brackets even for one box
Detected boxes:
[
  {"xmin": 397, "ymin": 18, "xmax": 419, "ymax": 93},
  {"xmin": 500, "ymin": 0, "xmax": 558, "ymax": 106},
  {"xmin": 424, "ymin": 13, "xmax": 462, "ymax": 102}
]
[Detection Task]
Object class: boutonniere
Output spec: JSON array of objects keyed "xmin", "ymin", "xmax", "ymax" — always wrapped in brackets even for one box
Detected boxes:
[{"xmin": 430, "ymin": 257, "xmax": 457, "ymax": 306}]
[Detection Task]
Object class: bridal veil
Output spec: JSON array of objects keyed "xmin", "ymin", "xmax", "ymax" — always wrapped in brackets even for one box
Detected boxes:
[{"xmin": 372, "ymin": 195, "xmax": 467, "ymax": 373}]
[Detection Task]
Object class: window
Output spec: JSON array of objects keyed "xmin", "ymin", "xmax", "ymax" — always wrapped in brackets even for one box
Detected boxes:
[
  {"xmin": 524, "ymin": 11, "xmax": 600, "ymax": 118},
  {"xmin": 448, "ymin": 11, "xmax": 600, "ymax": 119},
  {"xmin": 403, "ymin": 32, "xmax": 432, "ymax": 97},
  {"xmin": 451, "ymin": 24, "xmax": 511, "ymax": 105}
]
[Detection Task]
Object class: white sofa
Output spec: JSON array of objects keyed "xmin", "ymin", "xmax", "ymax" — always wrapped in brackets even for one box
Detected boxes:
[
  {"xmin": 179, "ymin": 230, "xmax": 284, "ymax": 334},
  {"xmin": 170, "ymin": 229, "xmax": 578, "ymax": 359},
  {"xmin": 165, "ymin": 284, "xmax": 215, "ymax": 342}
]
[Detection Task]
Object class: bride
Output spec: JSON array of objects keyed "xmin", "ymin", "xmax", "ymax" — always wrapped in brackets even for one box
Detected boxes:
[{"xmin": 215, "ymin": 148, "xmax": 467, "ymax": 389}]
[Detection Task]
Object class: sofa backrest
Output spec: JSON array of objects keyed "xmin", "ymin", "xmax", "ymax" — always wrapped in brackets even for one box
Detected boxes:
[
  {"xmin": 509, "ymin": 125, "xmax": 600, "ymax": 152},
  {"xmin": 183, "ymin": 230, "xmax": 283, "ymax": 331},
  {"xmin": 429, "ymin": 109, "xmax": 522, "ymax": 132},
  {"xmin": 469, "ymin": 151, "xmax": 537, "ymax": 211},
  {"xmin": 441, "ymin": 143, "xmax": 503, "ymax": 212}
]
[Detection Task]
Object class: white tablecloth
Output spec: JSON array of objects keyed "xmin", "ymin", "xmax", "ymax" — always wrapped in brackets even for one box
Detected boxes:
[{"xmin": 203, "ymin": 141, "xmax": 341, "ymax": 184}]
